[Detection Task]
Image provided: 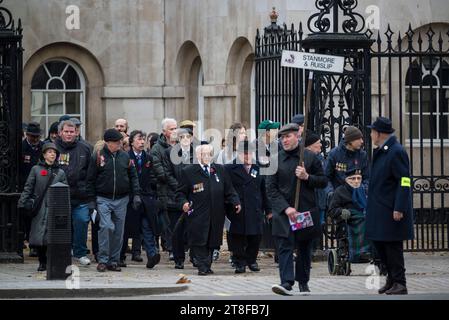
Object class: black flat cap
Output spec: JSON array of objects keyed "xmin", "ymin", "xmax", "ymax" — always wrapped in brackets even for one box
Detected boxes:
[
  {"xmin": 291, "ymin": 114, "xmax": 305, "ymax": 126},
  {"xmin": 103, "ymin": 128, "xmax": 123, "ymax": 142},
  {"xmin": 278, "ymin": 123, "xmax": 300, "ymax": 137}
]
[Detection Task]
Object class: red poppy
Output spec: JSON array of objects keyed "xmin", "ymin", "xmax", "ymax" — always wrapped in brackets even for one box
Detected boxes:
[
  {"xmin": 40, "ymin": 169, "xmax": 48, "ymax": 176},
  {"xmin": 210, "ymin": 167, "xmax": 216, "ymax": 175}
]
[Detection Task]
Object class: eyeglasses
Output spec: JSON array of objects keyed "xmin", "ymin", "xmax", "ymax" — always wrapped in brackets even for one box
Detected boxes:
[
  {"xmin": 347, "ymin": 176, "xmax": 362, "ymax": 181},
  {"xmin": 180, "ymin": 135, "xmax": 192, "ymax": 140}
]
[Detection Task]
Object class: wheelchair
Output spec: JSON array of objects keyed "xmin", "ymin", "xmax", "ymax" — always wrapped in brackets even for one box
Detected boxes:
[{"xmin": 325, "ymin": 193, "xmax": 387, "ymax": 277}]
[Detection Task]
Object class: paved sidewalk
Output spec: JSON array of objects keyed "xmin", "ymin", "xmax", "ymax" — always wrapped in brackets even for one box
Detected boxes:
[{"xmin": 0, "ymin": 251, "xmax": 448, "ymax": 299}]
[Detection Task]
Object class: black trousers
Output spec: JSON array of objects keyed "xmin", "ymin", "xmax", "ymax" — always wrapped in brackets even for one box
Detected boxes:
[
  {"xmin": 91, "ymin": 220, "xmax": 100, "ymax": 256},
  {"xmin": 275, "ymin": 233, "xmax": 314, "ymax": 286},
  {"xmin": 190, "ymin": 246, "xmax": 214, "ymax": 272},
  {"xmin": 170, "ymin": 210, "xmax": 186, "ymax": 263},
  {"xmin": 373, "ymin": 241, "xmax": 406, "ymax": 286},
  {"xmin": 120, "ymin": 234, "xmax": 142, "ymax": 260},
  {"xmin": 36, "ymin": 246, "xmax": 47, "ymax": 264},
  {"xmin": 228, "ymin": 233, "xmax": 261, "ymax": 267}
]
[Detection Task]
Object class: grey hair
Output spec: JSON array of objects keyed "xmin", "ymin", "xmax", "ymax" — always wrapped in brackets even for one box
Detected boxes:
[
  {"xmin": 58, "ymin": 120, "xmax": 75, "ymax": 132},
  {"xmin": 161, "ymin": 118, "xmax": 177, "ymax": 131}
]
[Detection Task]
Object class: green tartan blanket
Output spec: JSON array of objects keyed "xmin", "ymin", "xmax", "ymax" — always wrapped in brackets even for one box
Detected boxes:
[{"xmin": 347, "ymin": 209, "xmax": 371, "ymax": 263}]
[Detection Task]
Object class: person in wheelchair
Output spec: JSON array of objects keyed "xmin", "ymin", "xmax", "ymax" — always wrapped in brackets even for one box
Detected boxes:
[{"xmin": 328, "ymin": 168, "xmax": 372, "ymax": 264}]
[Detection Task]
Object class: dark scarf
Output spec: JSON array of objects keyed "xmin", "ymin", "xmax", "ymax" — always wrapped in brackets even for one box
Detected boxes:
[{"xmin": 347, "ymin": 183, "xmax": 367, "ymax": 211}]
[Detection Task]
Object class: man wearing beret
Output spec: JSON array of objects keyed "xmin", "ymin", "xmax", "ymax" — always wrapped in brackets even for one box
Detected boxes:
[
  {"xmin": 325, "ymin": 126, "xmax": 370, "ymax": 192},
  {"xmin": 87, "ymin": 128, "xmax": 142, "ymax": 272},
  {"xmin": 255, "ymin": 120, "xmax": 281, "ymax": 168},
  {"xmin": 267, "ymin": 124, "xmax": 328, "ymax": 295},
  {"xmin": 366, "ymin": 117, "xmax": 414, "ymax": 295},
  {"xmin": 225, "ymin": 141, "xmax": 272, "ymax": 274}
]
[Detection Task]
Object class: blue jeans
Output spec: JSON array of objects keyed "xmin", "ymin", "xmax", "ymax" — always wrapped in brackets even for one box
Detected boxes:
[
  {"xmin": 72, "ymin": 204, "xmax": 90, "ymax": 258},
  {"xmin": 96, "ymin": 196, "xmax": 129, "ymax": 265},
  {"xmin": 275, "ymin": 233, "xmax": 314, "ymax": 286},
  {"xmin": 142, "ymin": 215, "xmax": 158, "ymax": 257}
]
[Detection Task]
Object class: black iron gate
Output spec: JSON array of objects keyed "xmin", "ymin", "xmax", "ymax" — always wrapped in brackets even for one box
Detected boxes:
[
  {"xmin": 255, "ymin": 2, "xmax": 449, "ymax": 252},
  {"xmin": 0, "ymin": 1, "xmax": 24, "ymax": 262}
]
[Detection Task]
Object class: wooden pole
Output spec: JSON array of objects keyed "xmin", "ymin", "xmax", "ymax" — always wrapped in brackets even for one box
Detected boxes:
[{"xmin": 294, "ymin": 71, "xmax": 314, "ymax": 210}]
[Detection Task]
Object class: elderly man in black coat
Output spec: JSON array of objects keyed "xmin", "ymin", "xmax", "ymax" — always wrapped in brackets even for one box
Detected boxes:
[
  {"xmin": 177, "ymin": 144, "xmax": 241, "ymax": 275},
  {"xmin": 225, "ymin": 141, "xmax": 272, "ymax": 274},
  {"xmin": 366, "ymin": 117, "xmax": 414, "ymax": 295},
  {"xmin": 267, "ymin": 124, "xmax": 328, "ymax": 296}
]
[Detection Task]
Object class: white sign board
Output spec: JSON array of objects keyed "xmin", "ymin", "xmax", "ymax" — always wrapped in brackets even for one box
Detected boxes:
[{"xmin": 281, "ymin": 50, "xmax": 345, "ymax": 74}]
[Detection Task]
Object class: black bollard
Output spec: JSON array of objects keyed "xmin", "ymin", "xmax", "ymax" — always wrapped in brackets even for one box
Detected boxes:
[{"xmin": 46, "ymin": 182, "xmax": 72, "ymax": 280}]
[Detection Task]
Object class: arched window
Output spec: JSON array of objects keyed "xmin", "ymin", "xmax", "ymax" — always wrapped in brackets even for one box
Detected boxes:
[
  {"xmin": 31, "ymin": 60, "xmax": 86, "ymax": 137},
  {"xmin": 406, "ymin": 57, "xmax": 449, "ymax": 142}
]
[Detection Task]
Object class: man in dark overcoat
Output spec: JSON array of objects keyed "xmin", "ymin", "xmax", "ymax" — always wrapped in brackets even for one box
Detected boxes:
[
  {"xmin": 225, "ymin": 141, "xmax": 272, "ymax": 274},
  {"xmin": 366, "ymin": 117, "xmax": 414, "ymax": 295},
  {"xmin": 177, "ymin": 144, "xmax": 241, "ymax": 275},
  {"xmin": 164, "ymin": 128, "xmax": 198, "ymax": 269},
  {"xmin": 266, "ymin": 124, "xmax": 328, "ymax": 296},
  {"xmin": 121, "ymin": 130, "xmax": 161, "ymax": 269}
]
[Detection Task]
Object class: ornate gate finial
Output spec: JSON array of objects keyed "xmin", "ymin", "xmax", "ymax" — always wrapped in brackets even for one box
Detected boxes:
[{"xmin": 307, "ymin": 0, "xmax": 366, "ymax": 34}]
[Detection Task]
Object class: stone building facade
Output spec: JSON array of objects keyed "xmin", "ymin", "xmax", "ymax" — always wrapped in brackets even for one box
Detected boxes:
[{"xmin": 4, "ymin": 0, "xmax": 449, "ymax": 145}]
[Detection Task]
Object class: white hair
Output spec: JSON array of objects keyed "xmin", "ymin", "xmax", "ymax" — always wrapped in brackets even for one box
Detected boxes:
[
  {"xmin": 195, "ymin": 144, "xmax": 212, "ymax": 155},
  {"xmin": 161, "ymin": 118, "xmax": 177, "ymax": 131}
]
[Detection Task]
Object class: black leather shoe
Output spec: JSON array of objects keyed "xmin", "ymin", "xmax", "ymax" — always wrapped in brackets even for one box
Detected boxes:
[
  {"xmin": 378, "ymin": 280, "xmax": 393, "ymax": 294},
  {"xmin": 107, "ymin": 264, "xmax": 122, "ymax": 272},
  {"xmin": 175, "ymin": 261, "xmax": 184, "ymax": 269},
  {"xmin": 37, "ymin": 263, "xmax": 46, "ymax": 272},
  {"xmin": 235, "ymin": 266, "xmax": 246, "ymax": 274},
  {"xmin": 248, "ymin": 263, "xmax": 260, "ymax": 272},
  {"xmin": 206, "ymin": 269, "xmax": 214, "ymax": 274},
  {"xmin": 132, "ymin": 254, "xmax": 143, "ymax": 262},
  {"xmin": 299, "ymin": 284, "xmax": 311, "ymax": 295},
  {"xmin": 146, "ymin": 253, "xmax": 161, "ymax": 269},
  {"xmin": 119, "ymin": 260, "xmax": 127, "ymax": 268},
  {"xmin": 385, "ymin": 283, "xmax": 408, "ymax": 295},
  {"xmin": 198, "ymin": 270, "xmax": 208, "ymax": 276}
]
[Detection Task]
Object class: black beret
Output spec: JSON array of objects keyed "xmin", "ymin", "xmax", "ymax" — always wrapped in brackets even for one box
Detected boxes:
[{"xmin": 103, "ymin": 128, "xmax": 123, "ymax": 142}]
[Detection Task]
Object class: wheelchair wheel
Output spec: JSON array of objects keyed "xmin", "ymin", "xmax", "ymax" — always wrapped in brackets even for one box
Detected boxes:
[{"xmin": 327, "ymin": 249, "xmax": 338, "ymax": 275}]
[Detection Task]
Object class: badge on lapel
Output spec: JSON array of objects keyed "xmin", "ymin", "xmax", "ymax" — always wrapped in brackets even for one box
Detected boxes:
[
  {"xmin": 250, "ymin": 168, "xmax": 258, "ymax": 178},
  {"xmin": 24, "ymin": 155, "xmax": 31, "ymax": 164},
  {"xmin": 210, "ymin": 167, "xmax": 220, "ymax": 183}
]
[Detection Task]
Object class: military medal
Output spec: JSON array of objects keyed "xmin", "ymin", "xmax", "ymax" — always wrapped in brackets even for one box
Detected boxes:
[{"xmin": 250, "ymin": 168, "xmax": 258, "ymax": 178}]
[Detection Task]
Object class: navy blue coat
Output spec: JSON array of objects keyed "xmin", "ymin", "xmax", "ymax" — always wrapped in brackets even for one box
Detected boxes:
[
  {"xmin": 365, "ymin": 136, "xmax": 414, "ymax": 242},
  {"xmin": 224, "ymin": 164, "xmax": 272, "ymax": 235},
  {"xmin": 325, "ymin": 140, "xmax": 370, "ymax": 192}
]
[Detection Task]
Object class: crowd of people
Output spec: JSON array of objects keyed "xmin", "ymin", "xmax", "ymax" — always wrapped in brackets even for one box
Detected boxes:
[{"xmin": 17, "ymin": 114, "xmax": 413, "ymax": 296}]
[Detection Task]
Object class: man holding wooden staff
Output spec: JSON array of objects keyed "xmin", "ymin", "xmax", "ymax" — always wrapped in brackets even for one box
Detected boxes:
[{"xmin": 267, "ymin": 123, "xmax": 328, "ymax": 296}]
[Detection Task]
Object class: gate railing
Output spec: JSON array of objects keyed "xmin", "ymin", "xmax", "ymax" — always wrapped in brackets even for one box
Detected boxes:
[{"xmin": 256, "ymin": 6, "xmax": 449, "ymax": 252}]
